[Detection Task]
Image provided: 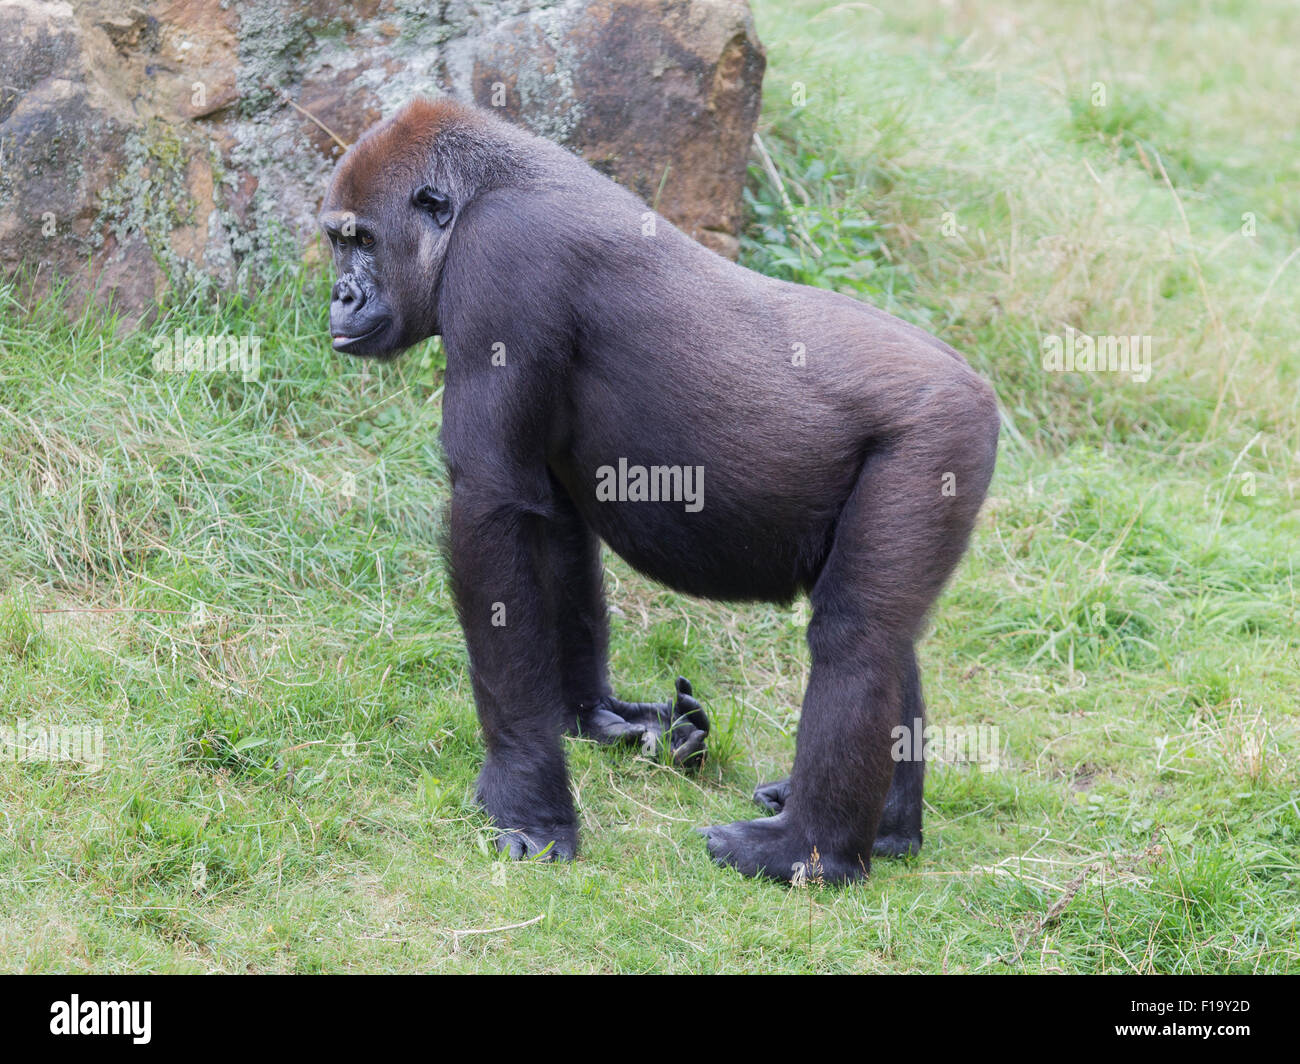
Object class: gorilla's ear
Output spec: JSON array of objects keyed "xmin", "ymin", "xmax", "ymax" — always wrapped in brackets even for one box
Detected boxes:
[{"xmin": 413, "ymin": 185, "xmax": 454, "ymax": 228}]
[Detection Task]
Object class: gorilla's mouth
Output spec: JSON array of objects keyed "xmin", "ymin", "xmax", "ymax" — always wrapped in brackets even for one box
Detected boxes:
[{"xmin": 332, "ymin": 321, "xmax": 391, "ymax": 356}]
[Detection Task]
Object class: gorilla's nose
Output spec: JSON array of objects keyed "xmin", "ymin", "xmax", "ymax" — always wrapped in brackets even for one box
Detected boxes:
[{"xmin": 332, "ymin": 276, "xmax": 366, "ymax": 309}]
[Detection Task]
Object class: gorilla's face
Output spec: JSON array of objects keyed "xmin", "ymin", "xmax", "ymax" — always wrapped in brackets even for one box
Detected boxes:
[{"xmin": 319, "ymin": 180, "xmax": 455, "ymax": 360}]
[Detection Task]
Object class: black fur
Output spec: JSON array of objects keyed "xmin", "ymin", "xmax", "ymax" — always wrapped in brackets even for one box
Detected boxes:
[{"xmin": 321, "ymin": 98, "xmax": 999, "ymax": 883}]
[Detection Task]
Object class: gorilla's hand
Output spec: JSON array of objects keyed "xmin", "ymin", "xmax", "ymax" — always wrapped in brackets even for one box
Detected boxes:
[{"xmin": 575, "ymin": 677, "xmax": 708, "ymax": 768}]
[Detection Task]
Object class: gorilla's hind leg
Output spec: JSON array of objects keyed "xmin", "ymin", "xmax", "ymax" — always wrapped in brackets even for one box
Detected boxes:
[
  {"xmin": 871, "ymin": 647, "xmax": 924, "ymax": 857},
  {"xmin": 752, "ymin": 646, "xmax": 923, "ymax": 858},
  {"xmin": 703, "ymin": 384, "xmax": 997, "ymax": 883}
]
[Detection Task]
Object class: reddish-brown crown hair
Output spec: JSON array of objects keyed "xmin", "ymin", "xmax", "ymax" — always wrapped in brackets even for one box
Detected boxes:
[{"xmin": 327, "ymin": 98, "xmax": 480, "ymax": 207}]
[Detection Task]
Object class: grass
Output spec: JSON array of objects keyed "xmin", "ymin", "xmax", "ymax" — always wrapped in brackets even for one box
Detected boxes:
[{"xmin": 0, "ymin": 0, "xmax": 1296, "ymax": 972}]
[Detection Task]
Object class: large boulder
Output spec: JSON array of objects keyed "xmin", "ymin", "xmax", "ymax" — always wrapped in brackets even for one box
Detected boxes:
[{"xmin": 0, "ymin": 0, "xmax": 765, "ymax": 314}]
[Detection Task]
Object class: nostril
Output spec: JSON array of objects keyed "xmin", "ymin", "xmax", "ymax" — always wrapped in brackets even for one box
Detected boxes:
[{"xmin": 332, "ymin": 278, "xmax": 366, "ymax": 308}]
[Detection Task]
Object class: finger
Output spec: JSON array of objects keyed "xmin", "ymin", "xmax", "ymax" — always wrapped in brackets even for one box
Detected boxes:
[
  {"xmin": 612, "ymin": 700, "xmax": 668, "ymax": 728},
  {"xmin": 670, "ymin": 711, "xmax": 708, "ymax": 746},
  {"xmin": 672, "ymin": 679, "xmax": 709, "ymax": 735},
  {"xmin": 671, "ymin": 727, "xmax": 707, "ymax": 767},
  {"xmin": 583, "ymin": 707, "xmax": 638, "ymax": 738},
  {"xmin": 599, "ymin": 721, "xmax": 648, "ymax": 746},
  {"xmin": 676, "ymin": 700, "xmax": 709, "ymax": 735}
]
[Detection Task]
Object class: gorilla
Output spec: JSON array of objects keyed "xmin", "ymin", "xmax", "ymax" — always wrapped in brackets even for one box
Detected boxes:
[{"xmin": 320, "ymin": 98, "xmax": 999, "ymax": 883}]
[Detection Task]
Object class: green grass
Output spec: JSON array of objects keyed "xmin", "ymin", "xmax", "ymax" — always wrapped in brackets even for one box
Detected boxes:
[{"xmin": 0, "ymin": 0, "xmax": 1297, "ymax": 972}]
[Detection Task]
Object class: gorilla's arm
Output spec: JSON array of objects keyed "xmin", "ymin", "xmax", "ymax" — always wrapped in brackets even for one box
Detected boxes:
[
  {"xmin": 445, "ymin": 440, "xmax": 577, "ymax": 859},
  {"xmin": 440, "ymin": 198, "xmax": 704, "ymax": 858}
]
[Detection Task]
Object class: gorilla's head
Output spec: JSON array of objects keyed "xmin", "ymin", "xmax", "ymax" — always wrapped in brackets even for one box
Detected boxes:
[{"xmin": 320, "ymin": 98, "xmax": 497, "ymax": 359}]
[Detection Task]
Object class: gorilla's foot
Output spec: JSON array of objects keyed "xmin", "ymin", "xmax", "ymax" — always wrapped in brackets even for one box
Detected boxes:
[
  {"xmin": 493, "ymin": 823, "xmax": 577, "ymax": 861},
  {"xmin": 477, "ymin": 753, "xmax": 578, "ymax": 862},
  {"xmin": 574, "ymin": 677, "xmax": 708, "ymax": 768},
  {"xmin": 698, "ymin": 813, "xmax": 868, "ymax": 884},
  {"xmin": 753, "ymin": 778, "xmax": 921, "ymax": 858},
  {"xmin": 870, "ymin": 831, "xmax": 922, "ymax": 858},
  {"xmin": 753, "ymin": 777, "xmax": 791, "ymax": 814}
]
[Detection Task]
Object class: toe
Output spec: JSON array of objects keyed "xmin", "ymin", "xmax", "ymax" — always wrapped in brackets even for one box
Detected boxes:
[
  {"xmin": 495, "ymin": 828, "xmax": 576, "ymax": 862},
  {"xmin": 496, "ymin": 834, "xmax": 527, "ymax": 860},
  {"xmin": 752, "ymin": 781, "xmax": 788, "ymax": 813}
]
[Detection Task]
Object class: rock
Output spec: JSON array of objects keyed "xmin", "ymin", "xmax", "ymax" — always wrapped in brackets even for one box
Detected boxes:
[
  {"xmin": 0, "ymin": 0, "xmax": 766, "ymax": 316},
  {"xmin": 0, "ymin": 0, "xmax": 161, "ymax": 309},
  {"xmin": 446, "ymin": 0, "xmax": 764, "ymax": 258}
]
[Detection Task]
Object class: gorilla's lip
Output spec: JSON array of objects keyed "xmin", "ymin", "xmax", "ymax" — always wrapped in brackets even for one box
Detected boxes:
[{"xmin": 332, "ymin": 322, "xmax": 388, "ymax": 353}]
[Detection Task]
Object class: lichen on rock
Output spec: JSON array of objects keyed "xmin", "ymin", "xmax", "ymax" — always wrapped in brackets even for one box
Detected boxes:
[{"xmin": 2, "ymin": 0, "xmax": 765, "ymax": 314}]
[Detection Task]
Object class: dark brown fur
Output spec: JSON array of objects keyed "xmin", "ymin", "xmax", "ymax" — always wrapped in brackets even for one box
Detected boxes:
[{"xmin": 321, "ymin": 98, "xmax": 1000, "ymax": 882}]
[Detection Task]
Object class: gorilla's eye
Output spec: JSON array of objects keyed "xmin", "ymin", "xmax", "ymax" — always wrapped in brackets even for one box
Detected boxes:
[{"xmin": 358, "ymin": 231, "xmax": 376, "ymax": 249}]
